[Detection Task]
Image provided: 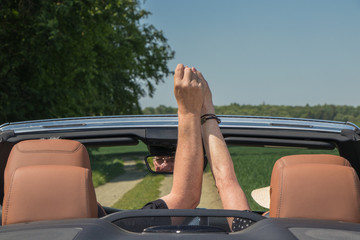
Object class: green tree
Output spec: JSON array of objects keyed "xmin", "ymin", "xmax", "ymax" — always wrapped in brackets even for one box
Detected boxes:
[
  {"xmin": 0, "ymin": 0, "xmax": 174, "ymax": 122},
  {"xmin": 142, "ymin": 105, "xmax": 177, "ymax": 114}
]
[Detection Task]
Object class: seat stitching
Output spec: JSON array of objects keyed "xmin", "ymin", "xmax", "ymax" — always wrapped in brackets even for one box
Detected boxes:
[
  {"xmin": 84, "ymin": 169, "xmax": 90, "ymax": 216},
  {"xmin": 4, "ymin": 171, "xmax": 17, "ymax": 225},
  {"xmin": 277, "ymin": 163, "xmax": 284, "ymax": 217}
]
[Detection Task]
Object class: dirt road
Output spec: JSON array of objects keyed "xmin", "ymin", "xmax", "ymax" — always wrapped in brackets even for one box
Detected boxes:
[
  {"xmin": 95, "ymin": 161, "xmax": 147, "ymax": 207},
  {"xmin": 159, "ymin": 172, "xmax": 222, "ymax": 209},
  {"xmin": 95, "ymin": 161, "xmax": 222, "ymax": 209}
]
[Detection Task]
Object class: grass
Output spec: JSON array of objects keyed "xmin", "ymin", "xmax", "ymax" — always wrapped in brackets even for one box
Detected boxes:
[
  {"xmin": 135, "ymin": 159, "xmax": 148, "ymax": 171},
  {"xmin": 89, "ymin": 142, "xmax": 148, "ymax": 157},
  {"xmin": 91, "ymin": 159, "xmax": 124, "ymax": 188},
  {"xmin": 88, "ymin": 142, "xmax": 339, "ymax": 211},
  {"xmin": 88, "ymin": 142, "xmax": 164, "ymax": 210},
  {"xmin": 88, "ymin": 143, "xmax": 148, "ymax": 187},
  {"xmin": 112, "ymin": 173, "xmax": 165, "ymax": 209},
  {"xmin": 229, "ymin": 146, "xmax": 338, "ymax": 211}
]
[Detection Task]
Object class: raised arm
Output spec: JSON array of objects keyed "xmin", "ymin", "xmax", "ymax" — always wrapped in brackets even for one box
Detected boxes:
[
  {"xmin": 196, "ymin": 71, "xmax": 250, "ymax": 211},
  {"xmin": 160, "ymin": 64, "xmax": 204, "ymax": 209}
]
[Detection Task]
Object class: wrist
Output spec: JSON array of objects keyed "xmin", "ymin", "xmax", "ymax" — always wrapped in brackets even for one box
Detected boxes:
[
  {"xmin": 177, "ymin": 111, "xmax": 202, "ymax": 119},
  {"xmin": 177, "ymin": 105, "xmax": 202, "ymax": 117},
  {"xmin": 201, "ymin": 114, "xmax": 221, "ymax": 125},
  {"xmin": 201, "ymin": 106, "xmax": 215, "ymax": 116}
]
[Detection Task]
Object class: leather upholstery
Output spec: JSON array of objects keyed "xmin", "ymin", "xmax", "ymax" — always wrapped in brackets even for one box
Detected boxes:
[
  {"xmin": 4, "ymin": 139, "xmax": 91, "ymax": 193},
  {"xmin": 2, "ymin": 165, "xmax": 98, "ymax": 225},
  {"xmin": 271, "ymin": 154, "xmax": 351, "ymax": 171},
  {"xmin": 2, "ymin": 139, "xmax": 99, "ymax": 225},
  {"xmin": 269, "ymin": 154, "xmax": 360, "ymax": 223}
]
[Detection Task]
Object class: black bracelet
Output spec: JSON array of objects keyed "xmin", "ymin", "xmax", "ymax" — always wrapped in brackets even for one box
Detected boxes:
[{"xmin": 201, "ymin": 114, "xmax": 221, "ymax": 125}]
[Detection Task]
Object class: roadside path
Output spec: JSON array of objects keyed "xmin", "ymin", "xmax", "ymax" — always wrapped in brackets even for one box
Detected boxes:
[
  {"xmin": 95, "ymin": 162, "xmax": 222, "ymax": 209},
  {"xmin": 160, "ymin": 172, "xmax": 222, "ymax": 209},
  {"xmin": 95, "ymin": 161, "xmax": 147, "ymax": 207}
]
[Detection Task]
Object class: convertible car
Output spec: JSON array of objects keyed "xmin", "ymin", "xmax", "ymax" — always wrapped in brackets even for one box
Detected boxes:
[{"xmin": 0, "ymin": 115, "xmax": 359, "ymax": 239}]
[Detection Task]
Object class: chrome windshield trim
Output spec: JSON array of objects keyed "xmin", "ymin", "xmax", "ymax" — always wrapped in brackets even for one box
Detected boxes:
[{"xmin": 0, "ymin": 115, "xmax": 357, "ymax": 135}]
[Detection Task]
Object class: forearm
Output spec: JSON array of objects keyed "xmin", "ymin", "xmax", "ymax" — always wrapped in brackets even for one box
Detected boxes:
[
  {"xmin": 202, "ymin": 119, "xmax": 250, "ymax": 211},
  {"xmin": 162, "ymin": 113, "xmax": 203, "ymax": 209}
]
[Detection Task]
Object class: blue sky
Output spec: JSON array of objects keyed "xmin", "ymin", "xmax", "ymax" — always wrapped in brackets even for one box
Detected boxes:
[{"xmin": 139, "ymin": 0, "xmax": 360, "ymax": 108}]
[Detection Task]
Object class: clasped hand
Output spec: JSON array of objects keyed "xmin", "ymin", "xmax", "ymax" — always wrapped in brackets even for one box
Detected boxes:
[{"xmin": 174, "ymin": 64, "xmax": 213, "ymax": 116}]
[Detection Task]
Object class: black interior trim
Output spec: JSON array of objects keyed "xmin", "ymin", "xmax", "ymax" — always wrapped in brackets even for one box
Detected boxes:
[
  {"xmin": 225, "ymin": 137, "xmax": 335, "ymax": 149},
  {"xmin": 81, "ymin": 137, "xmax": 138, "ymax": 147},
  {"xmin": 102, "ymin": 209, "xmax": 265, "ymax": 223}
]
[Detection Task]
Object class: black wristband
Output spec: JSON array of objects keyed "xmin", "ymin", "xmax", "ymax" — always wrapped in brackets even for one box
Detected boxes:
[{"xmin": 201, "ymin": 114, "xmax": 221, "ymax": 125}]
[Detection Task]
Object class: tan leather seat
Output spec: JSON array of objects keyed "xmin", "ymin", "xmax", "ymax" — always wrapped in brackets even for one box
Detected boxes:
[
  {"xmin": 269, "ymin": 154, "xmax": 360, "ymax": 223},
  {"xmin": 4, "ymin": 139, "xmax": 91, "ymax": 193},
  {"xmin": 2, "ymin": 139, "xmax": 99, "ymax": 225}
]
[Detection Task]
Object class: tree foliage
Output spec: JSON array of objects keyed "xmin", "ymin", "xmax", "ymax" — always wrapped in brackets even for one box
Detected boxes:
[
  {"xmin": 0, "ymin": 0, "xmax": 174, "ymax": 122},
  {"xmin": 142, "ymin": 105, "xmax": 176, "ymax": 115},
  {"xmin": 143, "ymin": 104, "xmax": 360, "ymax": 126}
]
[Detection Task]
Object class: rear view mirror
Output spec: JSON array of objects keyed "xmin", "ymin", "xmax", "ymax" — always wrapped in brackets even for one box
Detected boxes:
[
  {"xmin": 145, "ymin": 155, "xmax": 175, "ymax": 174},
  {"xmin": 145, "ymin": 155, "xmax": 208, "ymax": 174}
]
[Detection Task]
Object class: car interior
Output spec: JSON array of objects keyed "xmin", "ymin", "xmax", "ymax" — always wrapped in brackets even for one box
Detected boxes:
[
  {"xmin": 0, "ymin": 116, "xmax": 360, "ymax": 239},
  {"xmin": 0, "ymin": 138, "xmax": 359, "ymax": 229}
]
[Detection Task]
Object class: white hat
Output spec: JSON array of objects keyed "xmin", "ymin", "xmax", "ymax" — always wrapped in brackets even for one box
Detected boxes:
[{"xmin": 251, "ymin": 186, "xmax": 270, "ymax": 209}]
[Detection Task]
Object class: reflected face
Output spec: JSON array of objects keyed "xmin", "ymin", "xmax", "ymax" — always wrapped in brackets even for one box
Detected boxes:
[{"xmin": 153, "ymin": 156, "xmax": 175, "ymax": 172}]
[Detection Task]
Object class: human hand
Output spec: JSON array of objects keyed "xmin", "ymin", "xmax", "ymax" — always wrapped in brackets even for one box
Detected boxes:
[
  {"xmin": 153, "ymin": 156, "xmax": 175, "ymax": 172},
  {"xmin": 192, "ymin": 69, "xmax": 215, "ymax": 116},
  {"xmin": 174, "ymin": 64, "xmax": 204, "ymax": 116}
]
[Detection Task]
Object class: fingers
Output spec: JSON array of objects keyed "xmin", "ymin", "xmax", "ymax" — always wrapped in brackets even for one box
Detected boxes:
[
  {"xmin": 183, "ymin": 67, "xmax": 193, "ymax": 84},
  {"xmin": 198, "ymin": 71, "xmax": 206, "ymax": 82},
  {"xmin": 173, "ymin": 64, "xmax": 205, "ymax": 115},
  {"xmin": 173, "ymin": 63, "xmax": 205, "ymax": 90},
  {"xmin": 191, "ymin": 68, "xmax": 207, "ymax": 88},
  {"xmin": 174, "ymin": 64, "xmax": 185, "ymax": 82},
  {"xmin": 175, "ymin": 64, "xmax": 198, "ymax": 83},
  {"xmin": 187, "ymin": 67, "xmax": 215, "ymax": 115}
]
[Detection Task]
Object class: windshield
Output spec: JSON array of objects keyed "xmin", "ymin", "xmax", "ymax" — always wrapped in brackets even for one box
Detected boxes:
[{"xmin": 89, "ymin": 143, "xmax": 338, "ymax": 212}]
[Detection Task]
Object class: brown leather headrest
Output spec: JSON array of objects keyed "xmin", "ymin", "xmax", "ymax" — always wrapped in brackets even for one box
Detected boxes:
[
  {"xmin": 271, "ymin": 154, "xmax": 351, "ymax": 169},
  {"xmin": 4, "ymin": 139, "xmax": 91, "ymax": 193},
  {"xmin": 2, "ymin": 165, "xmax": 98, "ymax": 225},
  {"xmin": 2, "ymin": 139, "xmax": 99, "ymax": 225},
  {"xmin": 270, "ymin": 156, "xmax": 360, "ymax": 223}
]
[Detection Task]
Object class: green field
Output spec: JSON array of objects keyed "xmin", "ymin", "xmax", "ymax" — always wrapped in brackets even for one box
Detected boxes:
[
  {"xmin": 229, "ymin": 146, "xmax": 338, "ymax": 211},
  {"xmin": 89, "ymin": 143, "xmax": 338, "ymax": 211}
]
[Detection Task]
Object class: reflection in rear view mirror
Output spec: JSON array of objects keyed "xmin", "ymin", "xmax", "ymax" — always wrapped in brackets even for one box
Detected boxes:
[{"xmin": 145, "ymin": 155, "xmax": 175, "ymax": 174}]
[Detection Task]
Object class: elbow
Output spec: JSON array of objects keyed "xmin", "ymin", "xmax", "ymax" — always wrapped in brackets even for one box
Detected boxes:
[
  {"xmin": 171, "ymin": 188, "xmax": 201, "ymax": 209},
  {"xmin": 188, "ymin": 195, "xmax": 201, "ymax": 209},
  {"xmin": 183, "ymin": 188, "xmax": 201, "ymax": 209},
  {"xmin": 191, "ymin": 191, "xmax": 201, "ymax": 208}
]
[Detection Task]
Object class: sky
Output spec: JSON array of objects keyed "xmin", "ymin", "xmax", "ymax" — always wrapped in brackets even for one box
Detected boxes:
[{"xmin": 138, "ymin": 0, "xmax": 360, "ymax": 108}]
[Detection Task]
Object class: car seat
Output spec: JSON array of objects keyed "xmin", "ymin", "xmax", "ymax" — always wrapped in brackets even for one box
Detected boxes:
[
  {"xmin": 269, "ymin": 154, "xmax": 360, "ymax": 223},
  {"xmin": 2, "ymin": 139, "xmax": 103, "ymax": 225}
]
